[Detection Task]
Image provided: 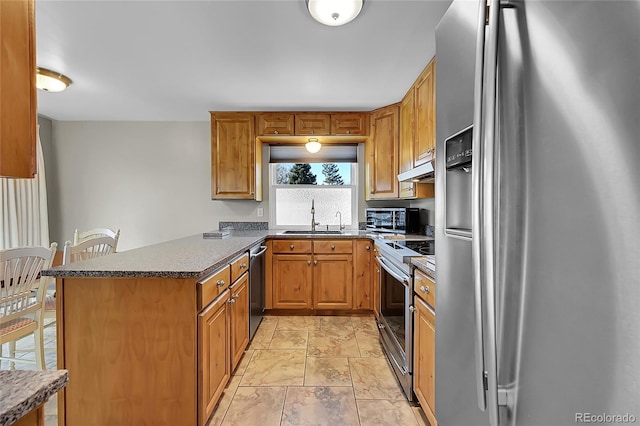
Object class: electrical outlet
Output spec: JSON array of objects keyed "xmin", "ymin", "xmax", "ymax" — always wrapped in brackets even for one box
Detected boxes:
[{"xmin": 257, "ymin": 207, "xmax": 264, "ymax": 217}]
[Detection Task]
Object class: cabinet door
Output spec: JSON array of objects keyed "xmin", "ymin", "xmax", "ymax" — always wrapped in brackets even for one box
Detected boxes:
[
  {"xmin": 414, "ymin": 297, "xmax": 436, "ymax": 426},
  {"xmin": 295, "ymin": 113, "xmax": 330, "ymax": 135},
  {"xmin": 272, "ymin": 254, "xmax": 313, "ymax": 309},
  {"xmin": 415, "ymin": 58, "xmax": 436, "ymax": 166},
  {"xmin": 0, "ymin": 0, "xmax": 36, "ymax": 178},
  {"xmin": 353, "ymin": 240, "xmax": 372, "ymax": 310},
  {"xmin": 331, "ymin": 113, "xmax": 369, "ymax": 135},
  {"xmin": 256, "ymin": 113, "xmax": 294, "ymax": 135},
  {"xmin": 366, "ymin": 105, "xmax": 399, "ymax": 200},
  {"xmin": 198, "ymin": 290, "xmax": 230, "ymax": 426},
  {"xmin": 230, "ymin": 273, "xmax": 249, "ymax": 371},
  {"xmin": 211, "ymin": 113, "xmax": 260, "ymax": 200},
  {"xmin": 399, "ymin": 90, "xmax": 415, "ymax": 174},
  {"xmin": 313, "ymin": 254, "xmax": 353, "ymax": 310}
]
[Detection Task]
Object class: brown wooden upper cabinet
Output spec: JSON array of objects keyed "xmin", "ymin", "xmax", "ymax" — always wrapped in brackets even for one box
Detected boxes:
[
  {"xmin": 210, "ymin": 112, "xmax": 261, "ymax": 200},
  {"xmin": 366, "ymin": 104, "xmax": 399, "ymax": 200},
  {"xmin": 0, "ymin": 0, "xmax": 37, "ymax": 178},
  {"xmin": 398, "ymin": 57, "xmax": 436, "ymax": 199},
  {"xmin": 330, "ymin": 113, "xmax": 369, "ymax": 135},
  {"xmin": 414, "ymin": 58, "xmax": 436, "ymax": 165},
  {"xmin": 256, "ymin": 113, "xmax": 295, "ymax": 136},
  {"xmin": 295, "ymin": 113, "xmax": 331, "ymax": 135}
]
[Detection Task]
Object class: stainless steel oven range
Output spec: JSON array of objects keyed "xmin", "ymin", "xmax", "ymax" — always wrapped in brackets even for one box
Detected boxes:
[{"xmin": 374, "ymin": 238, "xmax": 425, "ymax": 402}]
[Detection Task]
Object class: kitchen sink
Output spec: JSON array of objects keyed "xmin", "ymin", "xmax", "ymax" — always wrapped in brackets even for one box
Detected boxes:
[{"xmin": 281, "ymin": 230, "xmax": 343, "ymax": 235}]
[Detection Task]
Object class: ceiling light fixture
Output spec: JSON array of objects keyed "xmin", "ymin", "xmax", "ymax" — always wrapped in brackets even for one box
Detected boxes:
[
  {"xmin": 306, "ymin": 0, "xmax": 364, "ymax": 27},
  {"xmin": 305, "ymin": 138, "xmax": 322, "ymax": 153},
  {"xmin": 36, "ymin": 67, "xmax": 72, "ymax": 92}
]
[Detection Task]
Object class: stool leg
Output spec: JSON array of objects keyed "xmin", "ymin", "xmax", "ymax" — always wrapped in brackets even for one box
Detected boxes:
[
  {"xmin": 8, "ymin": 341, "xmax": 16, "ymax": 370},
  {"xmin": 34, "ymin": 329, "xmax": 45, "ymax": 370}
]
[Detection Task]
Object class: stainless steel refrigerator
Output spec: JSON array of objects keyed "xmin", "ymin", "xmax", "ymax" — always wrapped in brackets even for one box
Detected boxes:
[{"xmin": 434, "ymin": 1, "xmax": 639, "ymax": 425}]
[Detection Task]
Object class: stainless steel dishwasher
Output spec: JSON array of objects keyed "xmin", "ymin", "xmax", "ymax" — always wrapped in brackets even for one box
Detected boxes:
[{"xmin": 249, "ymin": 244, "xmax": 267, "ymax": 340}]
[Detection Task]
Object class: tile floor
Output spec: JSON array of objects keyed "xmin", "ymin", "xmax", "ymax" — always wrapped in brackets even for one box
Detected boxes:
[
  {"xmin": 208, "ymin": 315, "xmax": 430, "ymax": 426},
  {"xmin": 1, "ymin": 315, "xmax": 430, "ymax": 426}
]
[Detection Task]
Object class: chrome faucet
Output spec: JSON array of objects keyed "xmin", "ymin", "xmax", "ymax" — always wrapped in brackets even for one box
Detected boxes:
[
  {"xmin": 335, "ymin": 210, "xmax": 345, "ymax": 231},
  {"xmin": 311, "ymin": 199, "xmax": 320, "ymax": 232}
]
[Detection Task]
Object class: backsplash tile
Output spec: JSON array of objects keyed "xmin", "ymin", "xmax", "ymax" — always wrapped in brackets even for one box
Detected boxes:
[
  {"xmin": 425, "ymin": 225, "xmax": 435, "ymax": 237},
  {"xmin": 219, "ymin": 221, "xmax": 269, "ymax": 231}
]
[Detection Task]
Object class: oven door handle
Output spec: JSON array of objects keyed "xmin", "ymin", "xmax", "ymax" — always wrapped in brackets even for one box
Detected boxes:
[{"xmin": 377, "ymin": 255, "xmax": 410, "ymax": 285}]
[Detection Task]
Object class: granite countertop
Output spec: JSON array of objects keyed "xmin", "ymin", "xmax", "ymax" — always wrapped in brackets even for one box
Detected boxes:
[
  {"xmin": 42, "ymin": 230, "xmax": 373, "ymax": 279},
  {"xmin": 0, "ymin": 370, "xmax": 68, "ymax": 426},
  {"xmin": 411, "ymin": 256, "xmax": 436, "ymax": 281}
]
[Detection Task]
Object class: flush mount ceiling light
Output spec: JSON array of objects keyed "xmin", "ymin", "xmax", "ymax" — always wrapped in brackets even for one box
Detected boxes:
[
  {"xmin": 306, "ymin": 0, "xmax": 364, "ymax": 26},
  {"xmin": 305, "ymin": 138, "xmax": 322, "ymax": 153},
  {"xmin": 36, "ymin": 67, "xmax": 72, "ymax": 92}
]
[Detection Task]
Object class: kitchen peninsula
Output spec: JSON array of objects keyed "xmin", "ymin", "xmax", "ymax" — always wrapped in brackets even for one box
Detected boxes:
[{"xmin": 42, "ymin": 230, "xmax": 371, "ymax": 426}]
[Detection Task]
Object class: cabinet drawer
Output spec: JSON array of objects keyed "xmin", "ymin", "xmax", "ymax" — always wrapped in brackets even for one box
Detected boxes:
[
  {"xmin": 272, "ymin": 240, "xmax": 313, "ymax": 254},
  {"xmin": 198, "ymin": 265, "xmax": 231, "ymax": 310},
  {"xmin": 313, "ymin": 240, "xmax": 353, "ymax": 254},
  {"xmin": 414, "ymin": 269, "xmax": 435, "ymax": 309},
  {"xmin": 230, "ymin": 253, "xmax": 249, "ymax": 282}
]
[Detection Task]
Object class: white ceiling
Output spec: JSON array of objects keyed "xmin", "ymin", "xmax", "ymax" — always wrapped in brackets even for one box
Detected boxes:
[{"xmin": 35, "ymin": 0, "xmax": 452, "ymax": 121}]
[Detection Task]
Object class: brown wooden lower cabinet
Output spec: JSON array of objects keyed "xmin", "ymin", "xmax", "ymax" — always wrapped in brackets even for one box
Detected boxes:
[
  {"xmin": 199, "ymin": 288, "xmax": 231, "ymax": 426},
  {"xmin": 272, "ymin": 254, "xmax": 313, "ymax": 308},
  {"xmin": 56, "ymin": 266, "xmax": 249, "ymax": 425},
  {"xmin": 270, "ymin": 239, "xmax": 374, "ymax": 311},
  {"xmin": 414, "ymin": 296, "xmax": 437, "ymax": 426},
  {"xmin": 229, "ymin": 272, "xmax": 249, "ymax": 371},
  {"xmin": 353, "ymin": 240, "xmax": 372, "ymax": 310},
  {"xmin": 313, "ymin": 254, "xmax": 353, "ymax": 309}
]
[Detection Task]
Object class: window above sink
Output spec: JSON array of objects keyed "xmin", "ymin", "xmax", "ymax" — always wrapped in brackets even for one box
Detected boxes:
[{"xmin": 269, "ymin": 162, "xmax": 357, "ymax": 231}]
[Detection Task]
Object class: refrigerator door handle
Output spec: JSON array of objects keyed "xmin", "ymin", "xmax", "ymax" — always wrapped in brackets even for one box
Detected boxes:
[
  {"xmin": 471, "ymin": 0, "xmax": 489, "ymax": 413},
  {"xmin": 481, "ymin": 0, "xmax": 501, "ymax": 425}
]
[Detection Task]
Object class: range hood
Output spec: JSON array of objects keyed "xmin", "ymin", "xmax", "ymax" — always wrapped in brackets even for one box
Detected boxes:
[{"xmin": 397, "ymin": 160, "xmax": 435, "ymax": 183}]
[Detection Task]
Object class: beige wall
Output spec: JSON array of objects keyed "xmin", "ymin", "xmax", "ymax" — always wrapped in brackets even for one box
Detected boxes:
[
  {"xmin": 48, "ymin": 121, "xmax": 266, "ymax": 251},
  {"xmin": 46, "ymin": 121, "xmax": 433, "ymax": 251}
]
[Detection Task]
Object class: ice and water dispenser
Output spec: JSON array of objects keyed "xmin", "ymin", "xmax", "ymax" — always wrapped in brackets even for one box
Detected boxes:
[{"xmin": 444, "ymin": 125, "xmax": 473, "ymax": 239}]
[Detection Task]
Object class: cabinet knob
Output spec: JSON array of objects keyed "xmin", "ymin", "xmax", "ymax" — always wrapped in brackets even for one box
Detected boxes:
[
  {"xmin": 331, "ymin": 245, "xmax": 335, "ymax": 250},
  {"xmin": 314, "ymin": 260, "xmax": 318, "ymax": 265},
  {"xmin": 307, "ymin": 260, "xmax": 311, "ymax": 265},
  {"xmin": 373, "ymin": 248, "xmax": 378, "ymax": 253},
  {"xmin": 240, "ymin": 263, "xmax": 247, "ymax": 269},
  {"xmin": 365, "ymin": 246, "xmax": 370, "ymax": 251},
  {"xmin": 346, "ymin": 130, "xmax": 351, "ymax": 134},
  {"xmin": 274, "ymin": 130, "xmax": 279, "ymax": 135},
  {"xmin": 228, "ymin": 299, "xmax": 235, "ymax": 304},
  {"xmin": 232, "ymin": 294, "xmax": 240, "ymax": 300},
  {"xmin": 409, "ymin": 305, "xmax": 416, "ymax": 313},
  {"xmin": 216, "ymin": 280, "xmax": 225, "ymax": 287},
  {"xmin": 310, "ymin": 129, "xmax": 315, "ymax": 134},
  {"xmin": 290, "ymin": 244, "xmax": 295, "ymax": 249},
  {"xmin": 420, "ymin": 285, "xmax": 430, "ymax": 294}
]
